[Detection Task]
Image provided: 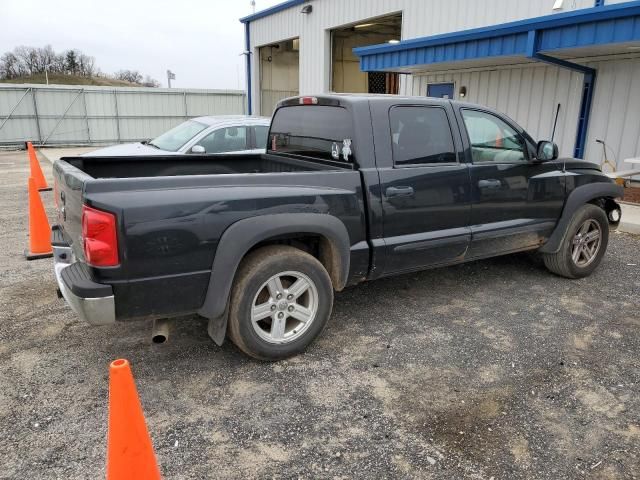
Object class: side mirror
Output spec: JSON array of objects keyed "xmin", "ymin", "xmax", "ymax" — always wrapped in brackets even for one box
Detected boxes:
[
  {"xmin": 536, "ymin": 140, "xmax": 558, "ymax": 161},
  {"xmin": 191, "ymin": 145, "xmax": 206, "ymax": 154}
]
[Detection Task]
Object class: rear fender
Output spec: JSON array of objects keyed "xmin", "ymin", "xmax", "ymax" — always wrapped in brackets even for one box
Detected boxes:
[{"xmin": 198, "ymin": 213, "xmax": 351, "ymax": 344}]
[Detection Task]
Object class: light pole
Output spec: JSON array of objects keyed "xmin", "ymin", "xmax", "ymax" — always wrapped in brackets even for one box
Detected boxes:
[
  {"xmin": 167, "ymin": 69, "xmax": 175, "ymax": 88},
  {"xmin": 44, "ymin": 64, "xmax": 52, "ymax": 85}
]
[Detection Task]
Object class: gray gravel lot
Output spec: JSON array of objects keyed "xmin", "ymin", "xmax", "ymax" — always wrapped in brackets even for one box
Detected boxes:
[{"xmin": 1, "ymin": 149, "xmax": 639, "ymax": 479}]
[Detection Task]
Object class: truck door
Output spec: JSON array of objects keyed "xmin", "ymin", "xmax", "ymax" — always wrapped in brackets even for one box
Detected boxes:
[
  {"xmin": 456, "ymin": 108, "xmax": 565, "ymax": 258},
  {"xmin": 371, "ymin": 101, "xmax": 472, "ymax": 275}
]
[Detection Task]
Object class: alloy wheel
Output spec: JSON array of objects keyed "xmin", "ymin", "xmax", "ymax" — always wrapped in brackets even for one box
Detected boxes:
[
  {"xmin": 250, "ymin": 271, "xmax": 319, "ymax": 344},
  {"xmin": 571, "ymin": 219, "xmax": 602, "ymax": 268}
]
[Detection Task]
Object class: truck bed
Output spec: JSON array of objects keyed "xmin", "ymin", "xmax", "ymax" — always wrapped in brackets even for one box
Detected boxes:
[
  {"xmin": 61, "ymin": 153, "xmax": 352, "ymax": 179},
  {"xmin": 52, "ymin": 151, "xmax": 367, "ymax": 321}
]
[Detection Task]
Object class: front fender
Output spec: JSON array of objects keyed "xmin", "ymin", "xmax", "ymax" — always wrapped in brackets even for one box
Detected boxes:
[
  {"xmin": 539, "ymin": 182, "xmax": 623, "ymax": 254},
  {"xmin": 198, "ymin": 213, "xmax": 351, "ymax": 342}
]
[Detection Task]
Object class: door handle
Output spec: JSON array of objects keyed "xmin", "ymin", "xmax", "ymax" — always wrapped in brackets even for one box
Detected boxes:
[
  {"xmin": 386, "ymin": 186, "xmax": 414, "ymax": 198},
  {"xmin": 478, "ymin": 179, "xmax": 502, "ymax": 189}
]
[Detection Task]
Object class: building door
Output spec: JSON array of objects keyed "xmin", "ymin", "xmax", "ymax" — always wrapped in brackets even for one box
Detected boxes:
[
  {"xmin": 259, "ymin": 39, "xmax": 299, "ymax": 116},
  {"xmin": 427, "ymin": 83, "xmax": 454, "ymax": 99},
  {"xmin": 330, "ymin": 13, "xmax": 402, "ymax": 94}
]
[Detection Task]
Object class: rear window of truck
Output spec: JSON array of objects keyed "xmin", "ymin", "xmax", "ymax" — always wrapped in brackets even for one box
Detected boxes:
[{"xmin": 268, "ymin": 106, "xmax": 355, "ymax": 163}]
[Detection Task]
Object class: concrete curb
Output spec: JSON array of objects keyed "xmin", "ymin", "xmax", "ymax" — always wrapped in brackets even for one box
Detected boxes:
[{"xmin": 619, "ymin": 202, "xmax": 640, "ymax": 235}]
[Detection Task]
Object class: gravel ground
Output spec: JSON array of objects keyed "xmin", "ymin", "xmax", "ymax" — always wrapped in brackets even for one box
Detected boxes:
[{"xmin": 1, "ymin": 149, "xmax": 639, "ymax": 479}]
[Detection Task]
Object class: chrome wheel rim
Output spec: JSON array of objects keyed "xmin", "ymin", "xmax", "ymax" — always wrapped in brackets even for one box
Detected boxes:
[
  {"xmin": 250, "ymin": 271, "xmax": 318, "ymax": 344},
  {"xmin": 571, "ymin": 219, "xmax": 602, "ymax": 268}
]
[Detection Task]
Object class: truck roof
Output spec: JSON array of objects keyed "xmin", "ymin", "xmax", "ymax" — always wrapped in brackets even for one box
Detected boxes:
[
  {"xmin": 277, "ymin": 93, "xmax": 482, "ymax": 110},
  {"xmin": 275, "ymin": 93, "xmax": 530, "ymax": 140}
]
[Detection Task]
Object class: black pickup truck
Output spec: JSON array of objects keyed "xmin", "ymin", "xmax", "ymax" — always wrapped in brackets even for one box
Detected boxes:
[{"xmin": 52, "ymin": 94, "xmax": 623, "ymax": 360}]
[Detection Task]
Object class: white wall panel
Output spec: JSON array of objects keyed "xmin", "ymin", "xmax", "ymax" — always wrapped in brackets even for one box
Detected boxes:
[{"xmin": 583, "ymin": 57, "xmax": 640, "ymax": 168}]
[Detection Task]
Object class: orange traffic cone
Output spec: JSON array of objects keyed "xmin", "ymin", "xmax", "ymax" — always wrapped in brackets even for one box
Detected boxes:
[
  {"xmin": 107, "ymin": 359, "xmax": 161, "ymax": 480},
  {"xmin": 27, "ymin": 141, "xmax": 50, "ymax": 191},
  {"xmin": 24, "ymin": 177, "xmax": 53, "ymax": 260}
]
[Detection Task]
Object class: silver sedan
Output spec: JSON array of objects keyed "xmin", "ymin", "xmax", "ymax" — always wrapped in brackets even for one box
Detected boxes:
[{"xmin": 83, "ymin": 115, "xmax": 271, "ymax": 156}]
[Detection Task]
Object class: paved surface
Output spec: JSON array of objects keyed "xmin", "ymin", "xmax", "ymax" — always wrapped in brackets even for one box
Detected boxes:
[{"xmin": 1, "ymin": 149, "xmax": 639, "ymax": 479}]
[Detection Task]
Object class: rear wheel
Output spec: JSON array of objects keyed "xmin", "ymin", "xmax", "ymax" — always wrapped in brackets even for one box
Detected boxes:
[
  {"xmin": 542, "ymin": 204, "xmax": 609, "ymax": 279},
  {"xmin": 228, "ymin": 245, "xmax": 333, "ymax": 360}
]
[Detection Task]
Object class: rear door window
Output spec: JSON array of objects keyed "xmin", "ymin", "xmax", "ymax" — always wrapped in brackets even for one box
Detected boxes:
[
  {"xmin": 268, "ymin": 105, "xmax": 355, "ymax": 162},
  {"xmin": 389, "ymin": 106, "xmax": 456, "ymax": 166},
  {"xmin": 253, "ymin": 126, "xmax": 269, "ymax": 149}
]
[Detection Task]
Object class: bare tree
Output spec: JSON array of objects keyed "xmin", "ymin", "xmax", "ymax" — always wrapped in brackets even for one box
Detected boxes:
[
  {"xmin": 51, "ymin": 53, "xmax": 66, "ymax": 73},
  {"xmin": 115, "ymin": 69, "xmax": 143, "ymax": 84},
  {"xmin": 142, "ymin": 75, "xmax": 160, "ymax": 87},
  {"xmin": 14, "ymin": 46, "xmax": 37, "ymax": 76},
  {"xmin": 77, "ymin": 53, "xmax": 95, "ymax": 76},
  {"xmin": 0, "ymin": 52, "xmax": 19, "ymax": 78},
  {"xmin": 35, "ymin": 45, "xmax": 56, "ymax": 72}
]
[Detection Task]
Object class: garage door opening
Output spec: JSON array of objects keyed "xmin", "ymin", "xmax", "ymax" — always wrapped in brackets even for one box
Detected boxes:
[
  {"xmin": 259, "ymin": 38, "xmax": 299, "ymax": 115},
  {"xmin": 331, "ymin": 13, "xmax": 402, "ymax": 94}
]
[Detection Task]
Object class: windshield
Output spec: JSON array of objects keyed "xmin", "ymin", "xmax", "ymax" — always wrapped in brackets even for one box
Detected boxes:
[{"xmin": 149, "ymin": 120, "xmax": 207, "ymax": 152}]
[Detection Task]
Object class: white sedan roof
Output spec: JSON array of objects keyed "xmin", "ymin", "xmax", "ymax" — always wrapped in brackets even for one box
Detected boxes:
[{"xmin": 192, "ymin": 115, "xmax": 270, "ymax": 127}]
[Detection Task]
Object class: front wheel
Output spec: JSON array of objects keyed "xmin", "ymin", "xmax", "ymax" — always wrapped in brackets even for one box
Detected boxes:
[
  {"xmin": 542, "ymin": 204, "xmax": 609, "ymax": 279},
  {"xmin": 228, "ymin": 245, "xmax": 334, "ymax": 360}
]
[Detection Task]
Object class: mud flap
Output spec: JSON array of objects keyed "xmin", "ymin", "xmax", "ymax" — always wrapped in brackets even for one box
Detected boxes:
[{"xmin": 206, "ymin": 310, "xmax": 228, "ymax": 346}]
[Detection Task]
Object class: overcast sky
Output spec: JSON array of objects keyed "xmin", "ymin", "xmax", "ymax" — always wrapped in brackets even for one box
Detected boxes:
[{"xmin": 1, "ymin": 0, "xmax": 282, "ymax": 89}]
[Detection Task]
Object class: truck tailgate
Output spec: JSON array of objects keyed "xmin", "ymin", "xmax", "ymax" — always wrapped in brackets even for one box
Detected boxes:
[{"xmin": 52, "ymin": 159, "xmax": 92, "ymax": 258}]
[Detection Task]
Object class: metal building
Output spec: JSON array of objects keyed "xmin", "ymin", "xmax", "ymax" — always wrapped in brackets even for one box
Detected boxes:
[{"xmin": 240, "ymin": 0, "xmax": 640, "ymax": 169}]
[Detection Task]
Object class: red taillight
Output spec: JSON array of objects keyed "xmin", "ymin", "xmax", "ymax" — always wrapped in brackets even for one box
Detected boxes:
[
  {"xmin": 82, "ymin": 205, "xmax": 119, "ymax": 266},
  {"xmin": 299, "ymin": 96, "xmax": 318, "ymax": 105}
]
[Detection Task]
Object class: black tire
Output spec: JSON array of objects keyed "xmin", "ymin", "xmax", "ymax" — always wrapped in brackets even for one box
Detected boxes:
[
  {"xmin": 542, "ymin": 204, "xmax": 609, "ymax": 279},
  {"xmin": 228, "ymin": 245, "xmax": 333, "ymax": 361}
]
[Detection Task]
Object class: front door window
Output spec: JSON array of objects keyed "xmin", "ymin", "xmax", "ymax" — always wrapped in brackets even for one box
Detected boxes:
[{"xmin": 461, "ymin": 109, "xmax": 527, "ymax": 164}]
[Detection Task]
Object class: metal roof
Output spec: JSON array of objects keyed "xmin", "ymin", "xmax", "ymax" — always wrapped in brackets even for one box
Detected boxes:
[
  {"xmin": 240, "ymin": 0, "xmax": 307, "ymax": 23},
  {"xmin": 354, "ymin": 1, "xmax": 640, "ymax": 72}
]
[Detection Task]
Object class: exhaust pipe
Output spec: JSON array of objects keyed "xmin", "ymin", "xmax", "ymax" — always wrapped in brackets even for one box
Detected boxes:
[{"xmin": 151, "ymin": 318, "xmax": 170, "ymax": 344}]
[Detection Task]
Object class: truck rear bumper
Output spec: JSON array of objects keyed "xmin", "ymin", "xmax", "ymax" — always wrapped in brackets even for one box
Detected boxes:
[{"xmin": 53, "ymin": 235, "xmax": 116, "ymax": 325}]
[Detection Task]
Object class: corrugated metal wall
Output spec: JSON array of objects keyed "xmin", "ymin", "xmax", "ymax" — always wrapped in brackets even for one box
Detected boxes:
[
  {"xmin": 247, "ymin": 0, "xmax": 639, "ymax": 169},
  {"xmin": 0, "ymin": 84, "xmax": 246, "ymax": 146},
  {"xmin": 248, "ymin": 0, "xmax": 608, "ymax": 108}
]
